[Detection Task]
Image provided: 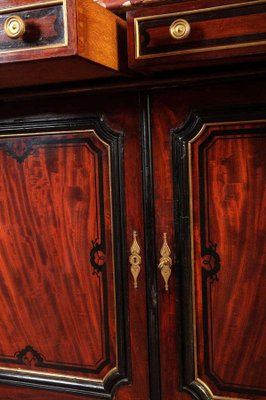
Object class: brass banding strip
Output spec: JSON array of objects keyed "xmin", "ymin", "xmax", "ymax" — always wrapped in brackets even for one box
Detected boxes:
[{"xmin": 0, "ymin": 43, "xmax": 68, "ymax": 55}]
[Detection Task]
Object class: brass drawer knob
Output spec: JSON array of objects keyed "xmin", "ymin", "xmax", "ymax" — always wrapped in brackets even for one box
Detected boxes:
[
  {"xmin": 169, "ymin": 19, "xmax": 191, "ymax": 40},
  {"xmin": 4, "ymin": 16, "xmax": 26, "ymax": 39}
]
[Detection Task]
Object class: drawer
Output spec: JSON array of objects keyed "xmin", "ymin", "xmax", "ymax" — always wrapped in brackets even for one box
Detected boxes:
[
  {"xmin": 0, "ymin": 1, "xmax": 66, "ymax": 54},
  {"xmin": 127, "ymin": 0, "xmax": 266, "ymax": 73},
  {"xmin": 0, "ymin": 0, "xmax": 127, "ymax": 88}
]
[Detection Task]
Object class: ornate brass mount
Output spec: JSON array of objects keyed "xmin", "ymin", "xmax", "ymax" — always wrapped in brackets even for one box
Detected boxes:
[
  {"xmin": 129, "ymin": 231, "xmax": 141, "ymax": 289},
  {"xmin": 158, "ymin": 233, "xmax": 172, "ymax": 291}
]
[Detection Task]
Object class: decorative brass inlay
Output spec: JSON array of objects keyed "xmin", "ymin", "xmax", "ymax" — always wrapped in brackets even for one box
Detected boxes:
[
  {"xmin": 134, "ymin": 0, "xmax": 266, "ymax": 60},
  {"xmin": 158, "ymin": 233, "xmax": 172, "ymax": 291},
  {"xmin": 169, "ymin": 19, "xmax": 190, "ymax": 40},
  {"xmin": 4, "ymin": 15, "xmax": 25, "ymax": 39},
  {"xmin": 129, "ymin": 231, "xmax": 141, "ymax": 288}
]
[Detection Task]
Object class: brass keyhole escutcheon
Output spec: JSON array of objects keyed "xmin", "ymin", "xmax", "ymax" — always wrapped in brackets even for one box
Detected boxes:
[
  {"xmin": 158, "ymin": 233, "xmax": 172, "ymax": 291},
  {"xmin": 129, "ymin": 231, "xmax": 141, "ymax": 289},
  {"xmin": 169, "ymin": 19, "xmax": 191, "ymax": 40},
  {"xmin": 4, "ymin": 16, "xmax": 26, "ymax": 39}
]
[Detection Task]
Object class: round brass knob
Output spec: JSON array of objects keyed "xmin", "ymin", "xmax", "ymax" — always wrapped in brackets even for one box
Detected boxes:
[
  {"xmin": 4, "ymin": 16, "xmax": 26, "ymax": 39},
  {"xmin": 169, "ymin": 19, "xmax": 191, "ymax": 40}
]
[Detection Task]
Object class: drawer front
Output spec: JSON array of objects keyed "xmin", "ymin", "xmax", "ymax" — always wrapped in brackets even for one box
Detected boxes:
[
  {"xmin": 129, "ymin": 0, "xmax": 266, "ymax": 70},
  {"xmin": 0, "ymin": 1, "xmax": 67, "ymax": 55}
]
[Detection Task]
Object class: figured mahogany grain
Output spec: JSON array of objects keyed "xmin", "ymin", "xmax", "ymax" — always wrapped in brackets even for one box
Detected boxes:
[
  {"xmin": 0, "ymin": 1, "xmax": 55, "ymax": 10},
  {"xmin": 0, "ymin": 57, "xmax": 119, "ymax": 89},
  {"xmin": 0, "ymin": 6, "xmax": 64, "ymax": 50},
  {"xmin": 191, "ymin": 126, "xmax": 266, "ymax": 396},
  {"xmin": 0, "ymin": 92, "xmax": 149, "ymax": 400},
  {"xmin": 0, "ymin": 132, "xmax": 116, "ymax": 379},
  {"xmin": 0, "ymin": 0, "xmax": 77, "ymax": 65},
  {"xmin": 151, "ymin": 93, "xmax": 183, "ymax": 400},
  {"xmin": 127, "ymin": 0, "xmax": 266, "ymax": 73},
  {"xmin": 152, "ymin": 80, "xmax": 266, "ymax": 400},
  {"xmin": 0, "ymin": 0, "xmax": 127, "ymax": 88}
]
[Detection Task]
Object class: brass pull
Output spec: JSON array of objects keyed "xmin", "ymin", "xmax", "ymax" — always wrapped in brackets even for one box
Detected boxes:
[
  {"xmin": 169, "ymin": 19, "xmax": 191, "ymax": 40},
  {"xmin": 4, "ymin": 16, "xmax": 26, "ymax": 39},
  {"xmin": 158, "ymin": 233, "xmax": 172, "ymax": 291},
  {"xmin": 129, "ymin": 231, "xmax": 141, "ymax": 289}
]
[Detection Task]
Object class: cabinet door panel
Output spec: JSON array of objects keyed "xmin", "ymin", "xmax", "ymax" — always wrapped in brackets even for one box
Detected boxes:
[
  {"xmin": 0, "ymin": 118, "xmax": 127, "ymax": 398},
  {"xmin": 0, "ymin": 92, "xmax": 150, "ymax": 400},
  {"xmin": 173, "ymin": 109, "xmax": 266, "ymax": 400}
]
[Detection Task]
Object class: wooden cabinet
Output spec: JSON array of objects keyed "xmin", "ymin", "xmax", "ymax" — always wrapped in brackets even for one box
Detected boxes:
[
  {"xmin": 0, "ymin": 1, "xmax": 265, "ymax": 399},
  {"xmin": 0, "ymin": 119, "xmax": 125, "ymax": 397},
  {"xmin": 0, "ymin": 94, "xmax": 150, "ymax": 400},
  {"xmin": 0, "ymin": 0, "xmax": 127, "ymax": 88},
  {"xmin": 127, "ymin": 0, "xmax": 266, "ymax": 73},
  {"xmin": 151, "ymin": 84, "xmax": 266, "ymax": 400},
  {"xmin": 177, "ymin": 115, "xmax": 266, "ymax": 399}
]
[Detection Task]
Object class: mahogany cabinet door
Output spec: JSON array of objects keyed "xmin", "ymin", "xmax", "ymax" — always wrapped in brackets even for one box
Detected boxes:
[
  {"xmin": 0, "ymin": 99, "xmax": 149, "ymax": 400},
  {"xmin": 151, "ymin": 83, "xmax": 266, "ymax": 400},
  {"xmin": 173, "ymin": 109, "xmax": 266, "ymax": 400}
]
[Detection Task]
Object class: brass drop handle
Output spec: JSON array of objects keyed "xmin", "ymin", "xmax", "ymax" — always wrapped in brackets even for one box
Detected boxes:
[
  {"xmin": 169, "ymin": 19, "xmax": 191, "ymax": 40},
  {"xmin": 4, "ymin": 16, "xmax": 26, "ymax": 39},
  {"xmin": 158, "ymin": 233, "xmax": 172, "ymax": 291}
]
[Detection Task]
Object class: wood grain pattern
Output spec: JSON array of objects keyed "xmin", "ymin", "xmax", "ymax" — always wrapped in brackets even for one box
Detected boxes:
[
  {"xmin": 108, "ymin": 93, "xmax": 150, "ymax": 400},
  {"xmin": 151, "ymin": 91, "xmax": 193, "ymax": 400},
  {"xmin": 0, "ymin": 0, "xmax": 127, "ymax": 88},
  {"xmin": 153, "ymin": 80, "xmax": 266, "ymax": 400},
  {"xmin": 77, "ymin": 0, "xmax": 127, "ymax": 72},
  {"xmin": 127, "ymin": 0, "xmax": 266, "ymax": 73},
  {"xmin": 0, "ymin": 132, "xmax": 115, "ymax": 379},
  {"xmin": 0, "ymin": 1, "xmax": 58, "ymax": 10},
  {"xmin": 0, "ymin": 57, "xmax": 120, "ymax": 89},
  {"xmin": 191, "ymin": 124, "xmax": 266, "ymax": 396},
  {"xmin": 151, "ymin": 92, "xmax": 181, "ymax": 400},
  {"xmin": 0, "ymin": 0, "xmax": 77, "ymax": 65},
  {"xmin": 0, "ymin": 93, "xmax": 149, "ymax": 399},
  {"xmin": 138, "ymin": 12, "xmax": 266, "ymax": 56},
  {"xmin": 0, "ymin": 5, "xmax": 64, "ymax": 51},
  {"xmin": 92, "ymin": 0, "xmax": 195, "ymax": 12}
]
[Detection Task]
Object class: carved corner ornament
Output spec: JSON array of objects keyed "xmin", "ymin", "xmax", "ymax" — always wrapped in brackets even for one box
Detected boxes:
[
  {"xmin": 158, "ymin": 233, "xmax": 172, "ymax": 291},
  {"xmin": 129, "ymin": 231, "xmax": 141, "ymax": 289}
]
